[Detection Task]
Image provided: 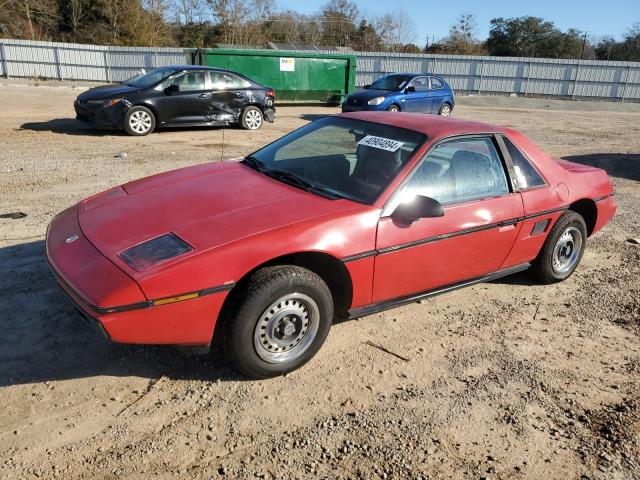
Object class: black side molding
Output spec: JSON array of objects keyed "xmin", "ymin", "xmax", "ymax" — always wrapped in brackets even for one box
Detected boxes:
[{"xmin": 348, "ymin": 262, "xmax": 531, "ymax": 319}]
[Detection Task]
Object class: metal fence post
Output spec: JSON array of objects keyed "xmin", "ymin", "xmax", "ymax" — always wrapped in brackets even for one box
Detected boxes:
[
  {"xmin": 478, "ymin": 58, "xmax": 485, "ymax": 94},
  {"xmin": 524, "ymin": 61, "xmax": 531, "ymax": 96},
  {"xmin": 104, "ymin": 50, "xmax": 110, "ymax": 82},
  {"xmin": 0, "ymin": 41, "xmax": 8, "ymax": 78},
  {"xmin": 572, "ymin": 61, "xmax": 580, "ymax": 99},
  {"xmin": 620, "ymin": 65, "xmax": 631, "ymax": 103},
  {"xmin": 53, "ymin": 45, "xmax": 63, "ymax": 80}
]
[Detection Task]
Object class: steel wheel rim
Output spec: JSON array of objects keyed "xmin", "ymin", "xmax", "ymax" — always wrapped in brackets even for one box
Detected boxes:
[
  {"xmin": 129, "ymin": 110, "xmax": 151, "ymax": 133},
  {"xmin": 253, "ymin": 293, "xmax": 319, "ymax": 364},
  {"xmin": 245, "ymin": 109, "xmax": 262, "ymax": 129},
  {"xmin": 440, "ymin": 105, "xmax": 451, "ymax": 116},
  {"xmin": 552, "ymin": 226, "xmax": 582, "ymax": 274},
  {"xmin": 389, "ymin": 106, "xmax": 399, "ymax": 112}
]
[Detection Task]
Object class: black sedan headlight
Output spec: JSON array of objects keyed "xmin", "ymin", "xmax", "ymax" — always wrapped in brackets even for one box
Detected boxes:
[{"xmin": 86, "ymin": 98, "xmax": 123, "ymax": 108}]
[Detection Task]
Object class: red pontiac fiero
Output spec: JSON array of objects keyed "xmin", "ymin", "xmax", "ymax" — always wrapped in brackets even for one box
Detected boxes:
[{"xmin": 47, "ymin": 112, "xmax": 615, "ymax": 378}]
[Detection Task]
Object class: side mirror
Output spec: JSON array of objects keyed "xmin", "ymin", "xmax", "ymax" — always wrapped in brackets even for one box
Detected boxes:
[
  {"xmin": 391, "ymin": 195, "xmax": 444, "ymax": 225},
  {"xmin": 164, "ymin": 84, "xmax": 179, "ymax": 96},
  {"xmin": 405, "ymin": 86, "xmax": 416, "ymax": 93}
]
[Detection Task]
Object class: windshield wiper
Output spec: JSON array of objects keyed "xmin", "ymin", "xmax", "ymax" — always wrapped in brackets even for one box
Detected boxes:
[
  {"xmin": 264, "ymin": 169, "xmax": 344, "ymax": 200},
  {"xmin": 242, "ymin": 155, "xmax": 266, "ymax": 172}
]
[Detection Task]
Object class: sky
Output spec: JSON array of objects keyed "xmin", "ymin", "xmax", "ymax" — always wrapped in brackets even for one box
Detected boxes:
[{"xmin": 277, "ymin": 0, "xmax": 640, "ymax": 44}]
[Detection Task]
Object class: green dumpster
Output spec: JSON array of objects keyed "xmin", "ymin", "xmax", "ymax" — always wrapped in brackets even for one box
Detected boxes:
[{"xmin": 191, "ymin": 49, "xmax": 356, "ymax": 105}]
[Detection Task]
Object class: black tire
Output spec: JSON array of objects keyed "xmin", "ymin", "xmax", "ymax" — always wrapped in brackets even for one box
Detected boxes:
[
  {"xmin": 123, "ymin": 106, "xmax": 155, "ymax": 136},
  {"xmin": 240, "ymin": 106, "xmax": 264, "ymax": 130},
  {"xmin": 387, "ymin": 104, "xmax": 400, "ymax": 112},
  {"xmin": 528, "ymin": 211, "xmax": 587, "ymax": 284},
  {"xmin": 438, "ymin": 103, "xmax": 452, "ymax": 116},
  {"xmin": 224, "ymin": 266, "xmax": 333, "ymax": 379}
]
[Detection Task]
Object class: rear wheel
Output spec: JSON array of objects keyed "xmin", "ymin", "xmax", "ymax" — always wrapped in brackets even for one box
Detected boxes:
[
  {"xmin": 224, "ymin": 266, "xmax": 333, "ymax": 378},
  {"xmin": 124, "ymin": 106, "xmax": 155, "ymax": 136},
  {"xmin": 529, "ymin": 211, "xmax": 587, "ymax": 284},
  {"xmin": 438, "ymin": 103, "xmax": 452, "ymax": 116},
  {"xmin": 387, "ymin": 104, "xmax": 400, "ymax": 112},
  {"xmin": 241, "ymin": 106, "xmax": 263, "ymax": 130}
]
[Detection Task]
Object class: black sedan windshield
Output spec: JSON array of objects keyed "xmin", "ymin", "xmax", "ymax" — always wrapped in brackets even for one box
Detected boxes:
[
  {"xmin": 244, "ymin": 117, "xmax": 426, "ymax": 204},
  {"xmin": 369, "ymin": 74, "xmax": 413, "ymax": 91},
  {"xmin": 126, "ymin": 67, "xmax": 180, "ymax": 88}
]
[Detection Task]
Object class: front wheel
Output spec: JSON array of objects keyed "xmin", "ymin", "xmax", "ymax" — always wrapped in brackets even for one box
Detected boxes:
[
  {"xmin": 387, "ymin": 104, "xmax": 400, "ymax": 112},
  {"xmin": 529, "ymin": 211, "xmax": 587, "ymax": 284},
  {"xmin": 240, "ymin": 106, "xmax": 264, "ymax": 130},
  {"xmin": 225, "ymin": 266, "xmax": 333, "ymax": 378},
  {"xmin": 124, "ymin": 106, "xmax": 155, "ymax": 136}
]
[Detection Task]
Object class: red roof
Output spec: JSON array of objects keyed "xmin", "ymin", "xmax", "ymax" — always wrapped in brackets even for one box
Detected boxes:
[{"xmin": 339, "ymin": 111, "xmax": 504, "ymax": 138}]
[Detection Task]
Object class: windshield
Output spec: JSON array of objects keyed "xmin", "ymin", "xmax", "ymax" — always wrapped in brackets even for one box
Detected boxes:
[
  {"xmin": 126, "ymin": 67, "xmax": 181, "ymax": 88},
  {"xmin": 244, "ymin": 117, "xmax": 426, "ymax": 204},
  {"xmin": 369, "ymin": 74, "xmax": 413, "ymax": 91}
]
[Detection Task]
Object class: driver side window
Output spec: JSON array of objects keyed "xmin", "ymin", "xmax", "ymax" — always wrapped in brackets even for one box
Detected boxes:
[
  {"xmin": 411, "ymin": 77, "xmax": 429, "ymax": 91},
  {"xmin": 166, "ymin": 72, "xmax": 206, "ymax": 92},
  {"xmin": 395, "ymin": 136, "xmax": 510, "ymax": 208}
]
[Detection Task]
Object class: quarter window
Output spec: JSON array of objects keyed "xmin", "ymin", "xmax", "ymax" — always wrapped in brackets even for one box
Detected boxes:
[
  {"xmin": 209, "ymin": 72, "xmax": 251, "ymax": 90},
  {"xmin": 430, "ymin": 77, "xmax": 444, "ymax": 89},
  {"xmin": 503, "ymin": 137, "xmax": 545, "ymax": 189},
  {"xmin": 395, "ymin": 137, "xmax": 509, "ymax": 207}
]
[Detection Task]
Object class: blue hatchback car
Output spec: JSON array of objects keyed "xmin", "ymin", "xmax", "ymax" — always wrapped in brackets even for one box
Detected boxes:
[{"xmin": 342, "ymin": 73, "xmax": 455, "ymax": 116}]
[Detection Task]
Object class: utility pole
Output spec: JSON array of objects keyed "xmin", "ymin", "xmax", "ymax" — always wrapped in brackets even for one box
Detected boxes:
[{"xmin": 580, "ymin": 32, "xmax": 588, "ymax": 60}]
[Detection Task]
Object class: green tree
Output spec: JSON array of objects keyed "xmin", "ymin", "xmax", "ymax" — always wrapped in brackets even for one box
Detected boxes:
[
  {"xmin": 596, "ymin": 23, "xmax": 640, "ymax": 61},
  {"xmin": 486, "ymin": 16, "xmax": 590, "ymax": 59}
]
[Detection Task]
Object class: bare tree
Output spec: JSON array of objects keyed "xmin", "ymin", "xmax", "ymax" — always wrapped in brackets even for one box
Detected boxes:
[{"xmin": 376, "ymin": 11, "xmax": 416, "ymax": 51}]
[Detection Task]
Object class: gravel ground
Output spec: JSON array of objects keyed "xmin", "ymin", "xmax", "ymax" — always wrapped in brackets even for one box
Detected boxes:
[{"xmin": 0, "ymin": 83, "xmax": 639, "ymax": 480}]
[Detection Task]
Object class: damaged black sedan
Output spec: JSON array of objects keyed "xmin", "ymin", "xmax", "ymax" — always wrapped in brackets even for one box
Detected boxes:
[{"xmin": 74, "ymin": 66, "xmax": 275, "ymax": 136}]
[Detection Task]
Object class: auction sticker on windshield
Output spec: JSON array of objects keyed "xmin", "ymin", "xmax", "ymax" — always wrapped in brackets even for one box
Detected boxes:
[{"xmin": 357, "ymin": 135, "xmax": 404, "ymax": 152}]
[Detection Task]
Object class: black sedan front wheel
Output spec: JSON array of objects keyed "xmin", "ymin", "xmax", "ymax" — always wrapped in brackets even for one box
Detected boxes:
[
  {"xmin": 124, "ymin": 106, "xmax": 155, "ymax": 136},
  {"xmin": 240, "ymin": 106, "xmax": 264, "ymax": 130}
]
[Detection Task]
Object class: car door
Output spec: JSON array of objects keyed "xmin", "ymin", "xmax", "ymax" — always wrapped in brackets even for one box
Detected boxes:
[
  {"xmin": 372, "ymin": 135, "xmax": 524, "ymax": 302},
  {"xmin": 402, "ymin": 76, "xmax": 431, "ymax": 112},
  {"xmin": 208, "ymin": 71, "xmax": 252, "ymax": 122},
  {"xmin": 428, "ymin": 76, "xmax": 449, "ymax": 113},
  {"xmin": 156, "ymin": 71, "xmax": 210, "ymax": 124}
]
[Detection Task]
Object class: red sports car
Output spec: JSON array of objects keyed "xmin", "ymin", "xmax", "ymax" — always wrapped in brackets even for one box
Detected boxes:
[{"xmin": 47, "ymin": 112, "xmax": 616, "ymax": 378}]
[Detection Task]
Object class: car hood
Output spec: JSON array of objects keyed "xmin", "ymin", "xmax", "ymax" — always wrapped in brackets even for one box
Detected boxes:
[
  {"xmin": 78, "ymin": 161, "xmax": 361, "ymax": 271},
  {"xmin": 77, "ymin": 84, "xmax": 141, "ymax": 101},
  {"xmin": 347, "ymin": 88, "xmax": 397, "ymax": 102}
]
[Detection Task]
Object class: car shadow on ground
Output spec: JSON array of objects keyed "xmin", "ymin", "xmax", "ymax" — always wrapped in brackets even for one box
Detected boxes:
[
  {"xmin": 1, "ymin": 238, "xmax": 542, "ymax": 387},
  {"xmin": 20, "ymin": 119, "xmax": 237, "ymax": 137},
  {"xmin": 562, "ymin": 153, "xmax": 640, "ymax": 182},
  {"xmin": 0, "ymin": 240, "xmax": 245, "ymax": 388},
  {"xmin": 20, "ymin": 118, "xmax": 123, "ymax": 136},
  {"xmin": 297, "ymin": 113, "xmax": 330, "ymax": 122}
]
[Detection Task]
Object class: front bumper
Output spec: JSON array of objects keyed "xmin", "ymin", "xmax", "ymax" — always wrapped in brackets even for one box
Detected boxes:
[
  {"xmin": 46, "ymin": 206, "xmax": 230, "ymax": 345},
  {"xmin": 341, "ymin": 103, "xmax": 385, "ymax": 113},
  {"xmin": 74, "ymin": 100, "xmax": 127, "ymax": 130}
]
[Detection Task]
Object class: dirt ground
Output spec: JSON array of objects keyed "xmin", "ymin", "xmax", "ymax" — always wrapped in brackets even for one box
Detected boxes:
[{"xmin": 1, "ymin": 82, "xmax": 639, "ymax": 480}]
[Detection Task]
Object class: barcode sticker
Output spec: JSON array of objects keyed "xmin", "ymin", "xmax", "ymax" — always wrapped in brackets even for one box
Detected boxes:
[{"xmin": 357, "ymin": 135, "xmax": 404, "ymax": 152}]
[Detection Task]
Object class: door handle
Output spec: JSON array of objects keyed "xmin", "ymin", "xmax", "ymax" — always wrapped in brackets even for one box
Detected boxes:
[{"xmin": 199, "ymin": 93, "xmax": 210, "ymax": 98}]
